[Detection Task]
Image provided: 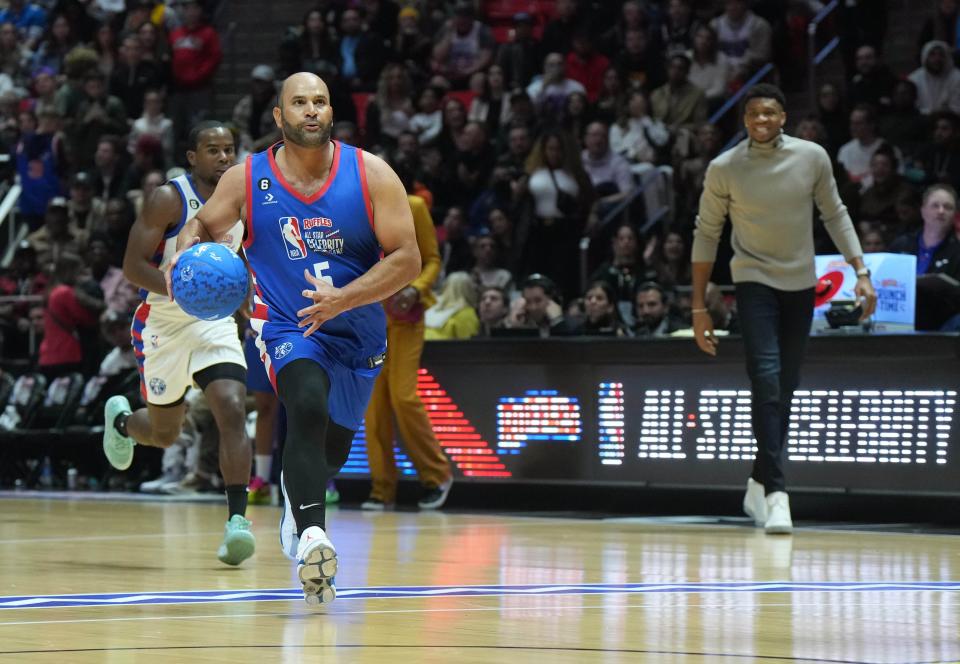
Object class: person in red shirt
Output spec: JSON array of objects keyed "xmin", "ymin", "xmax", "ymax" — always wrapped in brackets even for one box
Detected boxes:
[
  {"xmin": 38, "ymin": 252, "xmax": 104, "ymax": 378},
  {"xmin": 565, "ymin": 29, "xmax": 611, "ymax": 103},
  {"xmin": 168, "ymin": 0, "xmax": 222, "ymax": 149},
  {"xmin": 0, "ymin": 242, "xmax": 48, "ymax": 358}
]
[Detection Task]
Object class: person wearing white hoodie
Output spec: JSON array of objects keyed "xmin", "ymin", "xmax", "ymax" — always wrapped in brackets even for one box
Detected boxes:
[{"xmin": 908, "ymin": 40, "xmax": 960, "ymax": 115}]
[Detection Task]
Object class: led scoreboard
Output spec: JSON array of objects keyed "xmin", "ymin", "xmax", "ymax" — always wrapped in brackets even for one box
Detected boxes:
[{"xmin": 340, "ymin": 335, "xmax": 960, "ymax": 495}]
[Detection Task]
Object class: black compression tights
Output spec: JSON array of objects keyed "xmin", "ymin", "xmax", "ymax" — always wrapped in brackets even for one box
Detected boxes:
[{"xmin": 276, "ymin": 358, "xmax": 355, "ymax": 535}]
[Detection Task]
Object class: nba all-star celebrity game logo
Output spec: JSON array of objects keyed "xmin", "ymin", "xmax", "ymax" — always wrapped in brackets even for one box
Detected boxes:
[{"xmin": 279, "ymin": 217, "xmax": 344, "ymax": 259}]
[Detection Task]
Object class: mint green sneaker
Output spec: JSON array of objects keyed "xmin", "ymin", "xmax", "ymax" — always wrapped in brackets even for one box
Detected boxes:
[
  {"xmin": 102, "ymin": 395, "xmax": 135, "ymax": 470},
  {"xmin": 325, "ymin": 480, "xmax": 340, "ymax": 505},
  {"xmin": 217, "ymin": 514, "xmax": 256, "ymax": 566}
]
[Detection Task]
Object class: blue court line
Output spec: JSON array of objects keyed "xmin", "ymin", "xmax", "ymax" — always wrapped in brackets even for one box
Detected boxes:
[{"xmin": 1, "ymin": 582, "xmax": 958, "ymax": 611}]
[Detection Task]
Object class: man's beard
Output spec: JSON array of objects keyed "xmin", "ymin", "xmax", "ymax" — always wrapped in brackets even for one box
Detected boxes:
[{"xmin": 283, "ymin": 116, "xmax": 332, "ymax": 147}]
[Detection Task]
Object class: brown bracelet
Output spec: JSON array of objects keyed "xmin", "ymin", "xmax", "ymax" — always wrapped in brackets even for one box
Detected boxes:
[{"xmin": 691, "ymin": 308, "xmax": 708, "ymax": 314}]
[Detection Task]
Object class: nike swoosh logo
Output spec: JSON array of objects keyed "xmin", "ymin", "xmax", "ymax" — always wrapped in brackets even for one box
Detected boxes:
[{"xmin": 299, "ymin": 503, "xmax": 322, "ymax": 510}]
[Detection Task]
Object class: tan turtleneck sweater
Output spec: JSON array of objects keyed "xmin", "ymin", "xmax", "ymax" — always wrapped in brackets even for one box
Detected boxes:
[{"xmin": 692, "ymin": 133, "xmax": 863, "ymax": 290}]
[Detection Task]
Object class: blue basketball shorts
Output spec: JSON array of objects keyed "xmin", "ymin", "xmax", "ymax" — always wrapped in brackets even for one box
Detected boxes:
[{"xmin": 243, "ymin": 333, "xmax": 273, "ymax": 394}]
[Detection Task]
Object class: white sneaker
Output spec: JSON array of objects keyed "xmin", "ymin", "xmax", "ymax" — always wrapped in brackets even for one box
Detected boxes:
[
  {"xmin": 278, "ymin": 471, "xmax": 298, "ymax": 561},
  {"xmin": 418, "ymin": 476, "xmax": 453, "ymax": 510},
  {"xmin": 297, "ymin": 525, "xmax": 338, "ymax": 606},
  {"xmin": 764, "ymin": 491, "xmax": 793, "ymax": 534},
  {"xmin": 360, "ymin": 498, "xmax": 392, "ymax": 511},
  {"xmin": 139, "ymin": 471, "xmax": 183, "ymax": 494},
  {"xmin": 743, "ymin": 478, "xmax": 767, "ymax": 526}
]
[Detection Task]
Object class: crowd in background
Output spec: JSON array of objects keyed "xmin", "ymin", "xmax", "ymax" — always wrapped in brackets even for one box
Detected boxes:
[{"xmin": 1, "ymin": 0, "xmax": 960, "ymax": 382}]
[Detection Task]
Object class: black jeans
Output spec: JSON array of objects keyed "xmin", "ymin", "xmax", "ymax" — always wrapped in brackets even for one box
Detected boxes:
[{"xmin": 735, "ymin": 282, "xmax": 814, "ymax": 494}]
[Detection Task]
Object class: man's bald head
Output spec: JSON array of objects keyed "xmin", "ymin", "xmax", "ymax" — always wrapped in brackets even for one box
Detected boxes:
[
  {"xmin": 278, "ymin": 72, "xmax": 330, "ymax": 109},
  {"xmin": 274, "ymin": 71, "xmax": 334, "ymax": 148}
]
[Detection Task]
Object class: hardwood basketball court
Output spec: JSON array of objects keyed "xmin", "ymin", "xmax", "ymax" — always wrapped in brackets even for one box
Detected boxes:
[{"xmin": 0, "ymin": 496, "xmax": 957, "ymax": 663}]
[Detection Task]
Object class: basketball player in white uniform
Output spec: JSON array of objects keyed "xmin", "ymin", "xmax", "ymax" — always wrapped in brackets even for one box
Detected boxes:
[{"xmin": 102, "ymin": 121, "xmax": 256, "ymax": 566}]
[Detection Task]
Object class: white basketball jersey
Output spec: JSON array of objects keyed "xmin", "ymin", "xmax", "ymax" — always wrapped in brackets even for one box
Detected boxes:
[{"xmin": 144, "ymin": 173, "xmax": 244, "ymax": 318}]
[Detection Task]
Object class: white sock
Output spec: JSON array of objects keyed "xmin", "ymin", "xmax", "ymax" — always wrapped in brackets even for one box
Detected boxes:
[{"xmin": 255, "ymin": 454, "xmax": 272, "ymax": 481}]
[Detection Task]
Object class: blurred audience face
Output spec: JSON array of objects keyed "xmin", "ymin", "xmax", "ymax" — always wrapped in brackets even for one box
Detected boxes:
[
  {"xmin": 556, "ymin": 0, "xmax": 577, "ymax": 20},
  {"xmin": 86, "ymin": 237, "xmax": 111, "ymax": 273},
  {"xmin": 566, "ymin": 92, "xmax": 587, "ymax": 118},
  {"xmin": 861, "ymin": 230, "xmax": 886, "ymax": 253},
  {"xmin": 143, "ymin": 90, "xmax": 163, "ymax": 117},
  {"xmin": 305, "ymin": 9, "xmax": 324, "ymax": 35},
  {"xmin": 51, "ymin": 15, "xmax": 70, "ymax": 43},
  {"xmin": 869, "ymin": 152, "xmax": 895, "ymax": 186},
  {"xmin": 340, "ymin": 9, "xmax": 361, "ymax": 35},
  {"xmin": 462, "ymin": 122, "xmax": 486, "ymax": 151},
  {"xmin": 543, "ymin": 134, "xmax": 564, "ymax": 169},
  {"xmin": 891, "ymin": 81, "xmax": 917, "ymax": 110},
  {"xmin": 84, "ymin": 76, "xmax": 106, "ymax": 101},
  {"xmin": 473, "ymin": 235, "xmax": 497, "ymax": 268},
  {"xmin": 667, "ymin": 56, "xmax": 691, "ymax": 85},
  {"xmin": 468, "ymin": 71, "xmax": 486, "ymax": 96},
  {"xmin": 508, "ymin": 126, "xmax": 531, "ymax": 158},
  {"xmin": 794, "ymin": 119, "xmax": 825, "ymax": 144},
  {"xmin": 418, "ymin": 87, "xmax": 439, "ymax": 113},
  {"xmin": 44, "ymin": 205, "xmax": 69, "ymax": 237},
  {"xmin": 635, "ymin": 288, "xmax": 667, "ymax": 328},
  {"xmin": 849, "ymin": 109, "xmax": 873, "ymax": 142},
  {"xmin": 120, "ymin": 35, "xmax": 142, "ymax": 65},
  {"xmin": 395, "ymin": 131, "xmax": 418, "ymax": 161},
  {"xmin": 95, "ymin": 139, "xmax": 118, "ymax": 171},
  {"xmin": 104, "ymin": 199, "xmax": 130, "ymax": 235},
  {"xmin": 921, "ymin": 187, "xmax": 957, "ymax": 238},
  {"xmin": 137, "ymin": 21, "xmax": 158, "ymax": 50},
  {"xmin": 924, "ymin": 45, "xmax": 947, "ymax": 75},
  {"xmin": 669, "ymin": 0, "xmax": 691, "ymax": 25},
  {"xmin": 663, "ymin": 232, "xmax": 685, "ymax": 262},
  {"xmin": 183, "ymin": 1, "xmax": 204, "ymax": 28},
  {"xmin": 933, "ymin": 116, "xmax": 956, "ymax": 145},
  {"xmin": 724, "ymin": 0, "xmax": 747, "ymax": 21},
  {"xmin": 444, "ymin": 207, "xmax": 466, "ymax": 240},
  {"xmin": 487, "ymin": 65, "xmax": 505, "ymax": 91},
  {"xmin": 584, "ymin": 122, "xmax": 609, "ymax": 157},
  {"xmin": 601, "ymin": 67, "xmax": 622, "ymax": 96},
  {"xmin": 488, "ymin": 208, "xmax": 512, "ymax": 237},
  {"xmin": 624, "ymin": 29, "xmax": 646, "ymax": 55},
  {"xmin": 34, "ymin": 71, "xmax": 55, "ymax": 96},
  {"xmin": 697, "ymin": 123, "xmax": 722, "ymax": 154},
  {"xmin": 693, "ymin": 26, "xmax": 716, "ymax": 57},
  {"xmin": 613, "ymin": 225, "xmax": 638, "ymax": 262},
  {"xmin": 521, "ymin": 285, "xmax": 553, "ymax": 325},
  {"xmin": 142, "ymin": 169, "xmax": 164, "ymax": 198},
  {"xmin": 584, "ymin": 285, "xmax": 614, "ymax": 323},
  {"xmin": 101, "ymin": 314, "xmax": 132, "ymax": 350},
  {"xmin": 0, "ymin": 23, "xmax": 17, "ymax": 49},
  {"xmin": 443, "ymin": 99, "xmax": 467, "ymax": 130},
  {"xmin": 332, "ymin": 122, "xmax": 358, "ymax": 144},
  {"xmin": 855, "ymin": 46, "xmax": 877, "ymax": 75},
  {"xmin": 479, "ymin": 288, "xmax": 508, "ymax": 325},
  {"xmin": 543, "ymin": 53, "xmax": 565, "ymax": 82},
  {"xmin": 627, "ymin": 91, "xmax": 649, "ymax": 118},
  {"xmin": 18, "ymin": 111, "xmax": 36, "ymax": 134},
  {"xmin": 818, "ymin": 84, "xmax": 840, "ymax": 112}
]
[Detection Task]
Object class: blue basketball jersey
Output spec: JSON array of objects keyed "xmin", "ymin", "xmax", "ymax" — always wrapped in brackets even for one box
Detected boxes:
[{"xmin": 244, "ymin": 141, "xmax": 386, "ymax": 362}]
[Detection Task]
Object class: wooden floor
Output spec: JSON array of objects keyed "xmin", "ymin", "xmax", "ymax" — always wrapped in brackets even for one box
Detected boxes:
[{"xmin": 0, "ymin": 496, "xmax": 958, "ymax": 663}]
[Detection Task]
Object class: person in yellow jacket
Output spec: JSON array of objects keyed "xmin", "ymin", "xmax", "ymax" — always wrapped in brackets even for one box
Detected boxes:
[
  {"xmin": 423, "ymin": 272, "xmax": 480, "ymax": 340},
  {"xmin": 362, "ymin": 194, "xmax": 454, "ymax": 510}
]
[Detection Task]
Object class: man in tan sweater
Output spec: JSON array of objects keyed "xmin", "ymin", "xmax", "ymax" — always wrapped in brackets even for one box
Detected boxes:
[{"xmin": 691, "ymin": 84, "xmax": 877, "ymax": 534}]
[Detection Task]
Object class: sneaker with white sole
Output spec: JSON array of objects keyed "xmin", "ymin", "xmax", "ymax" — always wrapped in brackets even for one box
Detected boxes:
[
  {"xmin": 139, "ymin": 471, "xmax": 183, "ymax": 494},
  {"xmin": 360, "ymin": 497, "xmax": 393, "ymax": 511},
  {"xmin": 297, "ymin": 525, "xmax": 338, "ymax": 606},
  {"xmin": 764, "ymin": 491, "xmax": 793, "ymax": 534},
  {"xmin": 418, "ymin": 476, "xmax": 453, "ymax": 510},
  {"xmin": 279, "ymin": 471, "xmax": 298, "ymax": 561},
  {"xmin": 217, "ymin": 514, "xmax": 256, "ymax": 566},
  {"xmin": 743, "ymin": 477, "xmax": 768, "ymax": 526},
  {"xmin": 102, "ymin": 395, "xmax": 134, "ymax": 470}
]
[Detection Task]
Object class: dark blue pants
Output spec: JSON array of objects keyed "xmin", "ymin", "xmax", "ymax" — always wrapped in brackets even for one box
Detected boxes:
[{"xmin": 735, "ymin": 282, "xmax": 814, "ymax": 494}]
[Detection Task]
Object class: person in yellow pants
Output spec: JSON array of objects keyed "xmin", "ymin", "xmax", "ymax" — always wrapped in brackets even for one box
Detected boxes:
[{"xmin": 362, "ymin": 193, "xmax": 453, "ymax": 511}]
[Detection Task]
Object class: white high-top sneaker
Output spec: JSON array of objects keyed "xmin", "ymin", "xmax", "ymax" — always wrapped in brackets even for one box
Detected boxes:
[
  {"xmin": 743, "ymin": 478, "xmax": 768, "ymax": 526},
  {"xmin": 764, "ymin": 491, "xmax": 793, "ymax": 534},
  {"xmin": 278, "ymin": 472, "xmax": 298, "ymax": 561},
  {"xmin": 297, "ymin": 526, "xmax": 338, "ymax": 606}
]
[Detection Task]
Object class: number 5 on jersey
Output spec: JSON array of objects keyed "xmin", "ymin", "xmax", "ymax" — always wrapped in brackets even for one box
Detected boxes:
[{"xmin": 313, "ymin": 261, "xmax": 333, "ymax": 286}]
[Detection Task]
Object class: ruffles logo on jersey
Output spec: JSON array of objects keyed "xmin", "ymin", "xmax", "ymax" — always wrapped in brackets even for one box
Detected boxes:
[{"xmin": 279, "ymin": 216, "xmax": 343, "ymax": 258}]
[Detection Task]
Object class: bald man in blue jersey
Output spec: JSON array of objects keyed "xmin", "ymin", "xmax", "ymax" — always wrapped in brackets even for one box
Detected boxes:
[{"xmin": 166, "ymin": 72, "xmax": 421, "ymax": 605}]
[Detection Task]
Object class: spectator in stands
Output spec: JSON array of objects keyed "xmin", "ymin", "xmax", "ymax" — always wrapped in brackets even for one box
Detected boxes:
[
  {"xmin": 595, "ymin": 67, "xmax": 626, "ymax": 126},
  {"xmin": 496, "ymin": 11, "xmax": 541, "ymax": 91},
  {"xmin": 487, "ymin": 207, "xmax": 521, "ymax": 276},
  {"xmin": 566, "ymin": 29, "xmax": 610, "ymax": 103},
  {"xmin": 660, "ymin": 0, "xmax": 700, "ymax": 53},
  {"xmin": 676, "ymin": 122, "xmax": 723, "ymax": 223},
  {"xmin": 101, "ymin": 197, "xmax": 132, "ymax": 266},
  {"xmin": 72, "ymin": 72, "xmax": 127, "ymax": 171},
  {"xmin": 471, "ymin": 232, "xmax": 512, "ymax": 291},
  {"xmin": 333, "ymin": 120, "xmax": 360, "ymax": 147},
  {"xmin": 96, "ymin": 308, "xmax": 136, "ymax": 377},
  {"xmin": 837, "ymin": 104, "xmax": 893, "ymax": 184},
  {"xmin": 609, "ymin": 89, "xmax": 670, "ymax": 169},
  {"xmin": 89, "ymin": 135, "xmax": 130, "ymax": 201},
  {"xmin": 561, "ymin": 92, "xmax": 592, "ymax": 147},
  {"xmin": 645, "ymin": 228, "xmax": 691, "ymax": 288},
  {"xmin": 31, "ymin": 13, "xmax": 76, "ymax": 75},
  {"xmin": 409, "ymin": 85, "xmax": 443, "ymax": 146},
  {"xmin": 30, "ymin": 67, "xmax": 57, "ymax": 117},
  {"xmin": 127, "ymin": 167, "xmax": 164, "ymax": 218},
  {"xmin": 476, "ymin": 285, "xmax": 509, "ymax": 336},
  {"xmin": 859, "ymin": 225, "xmax": 887, "ymax": 253},
  {"xmin": 651, "ymin": 52, "xmax": 708, "ymax": 133},
  {"xmin": 581, "ymin": 120, "xmax": 634, "ymax": 232},
  {"xmin": 336, "ymin": 6, "xmax": 385, "ymax": 91},
  {"xmin": 232, "ymin": 64, "xmax": 279, "ymax": 157},
  {"xmin": 55, "ymin": 47, "xmax": 99, "ymax": 126},
  {"xmin": 589, "ymin": 222, "xmax": 645, "ymax": 315},
  {"xmin": 437, "ymin": 96, "xmax": 468, "ymax": 161},
  {"xmin": 15, "ymin": 107, "xmax": 65, "ymax": 230},
  {"xmin": 136, "ymin": 20, "xmax": 170, "ymax": 84},
  {"xmin": 879, "ymin": 80, "xmax": 930, "ymax": 159},
  {"xmin": 430, "ymin": 2, "xmax": 494, "ymax": 90},
  {"xmin": 615, "ymin": 28, "xmax": 665, "ymax": 92},
  {"xmin": 109, "ymin": 34, "xmax": 163, "ymax": 120},
  {"xmin": 424, "ymin": 271, "xmax": 479, "ymax": 340},
  {"xmin": 849, "ymin": 45, "xmax": 896, "ymax": 110},
  {"xmin": 169, "ymin": 0, "xmax": 222, "ymax": 143},
  {"xmin": 419, "ymin": 145, "xmax": 455, "ymax": 212},
  {"xmin": 889, "ymin": 184, "xmax": 960, "ymax": 329},
  {"xmin": 512, "ymin": 273, "xmax": 570, "ymax": 337},
  {"xmin": 67, "ymin": 172, "xmax": 103, "ymax": 236},
  {"xmin": 439, "ymin": 206, "xmax": 473, "ymax": 278},
  {"xmin": 37, "ymin": 252, "xmax": 104, "ymax": 379},
  {"xmin": 917, "ymin": 0, "xmax": 959, "ymax": 63},
  {"xmin": 711, "ymin": 0, "xmax": 772, "ymax": 83},
  {"xmin": 92, "ymin": 22, "xmax": 117, "ymax": 80},
  {"xmin": 816, "ymin": 82, "xmax": 849, "ymax": 155},
  {"xmin": 0, "ymin": 22, "xmax": 30, "ymax": 88},
  {"xmin": 365, "ymin": 63, "xmax": 414, "ymax": 153},
  {"xmin": 28, "ymin": 197, "xmax": 86, "ymax": 268},
  {"xmin": 541, "ymin": 0, "xmax": 580, "ymax": 57},
  {"xmin": 452, "ymin": 121, "xmax": 495, "ymax": 208},
  {"xmin": 858, "ymin": 146, "xmax": 915, "ymax": 226},
  {"xmin": 633, "ymin": 281, "xmax": 675, "ymax": 336},
  {"xmin": 0, "ymin": 241, "xmax": 48, "ymax": 358},
  {"xmin": 128, "ymin": 134, "xmax": 165, "ymax": 191},
  {"xmin": 914, "ymin": 112, "xmax": 960, "ymax": 190},
  {"xmin": 523, "ymin": 129, "xmax": 593, "ymax": 296},
  {"xmin": 361, "ymin": 0, "xmax": 399, "ymax": 42},
  {"xmin": 278, "ymin": 7, "xmax": 337, "ymax": 79},
  {"xmin": 499, "ymin": 90, "xmax": 539, "ymax": 150},
  {"xmin": 128, "ymin": 89, "xmax": 174, "ymax": 167},
  {"xmin": 394, "ymin": 6, "xmax": 432, "ymax": 84},
  {"xmin": 689, "ymin": 25, "xmax": 733, "ymax": 113},
  {"xmin": 467, "ymin": 65, "xmax": 509, "ymax": 138},
  {"xmin": 526, "ymin": 52, "xmax": 586, "ymax": 117},
  {"xmin": 910, "ymin": 41, "xmax": 960, "ymax": 115},
  {"xmin": 0, "ymin": 0, "xmax": 46, "ymax": 51},
  {"xmin": 575, "ymin": 280, "xmax": 629, "ymax": 336},
  {"xmin": 600, "ymin": 0, "xmax": 647, "ymax": 57},
  {"xmin": 86, "ymin": 232, "xmax": 137, "ymax": 316}
]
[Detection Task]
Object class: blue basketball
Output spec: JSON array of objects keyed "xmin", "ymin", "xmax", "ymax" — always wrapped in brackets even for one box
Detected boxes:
[{"xmin": 172, "ymin": 243, "xmax": 249, "ymax": 321}]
